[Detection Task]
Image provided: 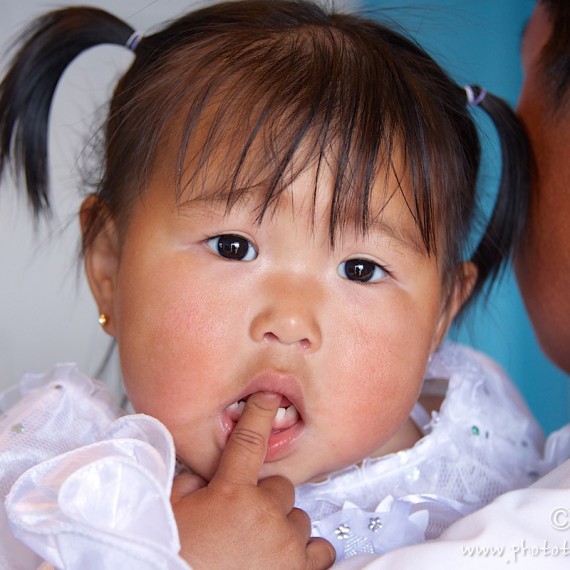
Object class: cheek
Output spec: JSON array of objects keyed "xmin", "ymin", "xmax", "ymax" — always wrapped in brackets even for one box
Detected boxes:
[
  {"xmin": 324, "ymin": 293, "xmax": 437, "ymax": 447},
  {"xmin": 337, "ymin": 290, "xmax": 438, "ymax": 380},
  {"xmin": 113, "ymin": 260, "xmax": 237, "ymax": 412},
  {"xmin": 346, "ymin": 337, "xmax": 424, "ymax": 428}
]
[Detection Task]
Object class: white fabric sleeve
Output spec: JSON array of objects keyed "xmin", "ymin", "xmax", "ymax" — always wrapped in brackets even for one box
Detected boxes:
[
  {"xmin": 0, "ymin": 363, "xmax": 121, "ymax": 569},
  {"xmin": 5, "ymin": 414, "xmax": 191, "ymax": 570},
  {"xmin": 334, "ymin": 432, "xmax": 570, "ymax": 569}
]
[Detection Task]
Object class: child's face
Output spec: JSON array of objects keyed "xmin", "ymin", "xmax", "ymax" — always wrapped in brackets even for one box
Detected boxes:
[{"xmin": 85, "ymin": 158, "xmax": 462, "ymax": 485}]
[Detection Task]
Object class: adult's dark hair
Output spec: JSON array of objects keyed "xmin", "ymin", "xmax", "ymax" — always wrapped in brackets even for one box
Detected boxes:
[
  {"xmin": 538, "ymin": 0, "xmax": 570, "ymax": 106},
  {"xmin": 0, "ymin": 0, "xmax": 530, "ymax": 310}
]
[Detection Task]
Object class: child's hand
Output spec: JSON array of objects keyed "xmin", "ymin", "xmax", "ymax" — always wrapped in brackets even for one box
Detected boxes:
[{"xmin": 171, "ymin": 392, "xmax": 336, "ymax": 569}]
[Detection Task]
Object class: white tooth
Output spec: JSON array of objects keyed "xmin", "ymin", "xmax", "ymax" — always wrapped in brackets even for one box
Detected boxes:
[
  {"xmin": 275, "ymin": 407, "xmax": 287, "ymax": 422},
  {"xmin": 285, "ymin": 405, "xmax": 299, "ymax": 421},
  {"xmin": 237, "ymin": 401, "xmax": 246, "ymax": 413},
  {"xmin": 227, "ymin": 402, "xmax": 240, "ymax": 411}
]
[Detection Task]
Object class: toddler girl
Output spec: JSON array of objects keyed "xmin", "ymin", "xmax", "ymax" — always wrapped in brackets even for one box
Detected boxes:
[{"xmin": 0, "ymin": 1, "xmax": 550, "ymax": 568}]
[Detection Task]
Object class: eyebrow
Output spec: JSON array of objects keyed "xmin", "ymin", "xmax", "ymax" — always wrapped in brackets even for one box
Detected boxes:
[{"xmin": 364, "ymin": 216, "xmax": 425, "ymax": 255}]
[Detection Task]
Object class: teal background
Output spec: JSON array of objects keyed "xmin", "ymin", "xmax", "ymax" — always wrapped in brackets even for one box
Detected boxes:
[{"xmin": 363, "ymin": 0, "xmax": 570, "ymax": 434}]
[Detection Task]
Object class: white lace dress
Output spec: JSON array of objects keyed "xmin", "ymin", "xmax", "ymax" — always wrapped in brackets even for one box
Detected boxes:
[{"xmin": 0, "ymin": 343, "xmax": 564, "ymax": 569}]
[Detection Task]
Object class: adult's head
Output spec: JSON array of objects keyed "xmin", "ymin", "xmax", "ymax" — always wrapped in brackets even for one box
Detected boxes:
[{"xmin": 517, "ymin": 0, "xmax": 570, "ymax": 372}]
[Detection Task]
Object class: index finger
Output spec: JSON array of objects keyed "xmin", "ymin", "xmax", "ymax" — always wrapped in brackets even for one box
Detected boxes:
[{"xmin": 212, "ymin": 391, "xmax": 280, "ymax": 486}]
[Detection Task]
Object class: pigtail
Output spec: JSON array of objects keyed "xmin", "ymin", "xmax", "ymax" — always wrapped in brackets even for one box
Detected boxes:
[
  {"xmin": 0, "ymin": 7, "xmax": 134, "ymax": 216},
  {"xmin": 467, "ymin": 85, "xmax": 531, "ymax": 297}
]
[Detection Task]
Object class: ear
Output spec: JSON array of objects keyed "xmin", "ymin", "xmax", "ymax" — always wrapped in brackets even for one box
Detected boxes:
[
  {"xmin": 431, "ymin": 261, "xmax": 477, "ymax": 351},
  {"xmin": 81, "ymin": 196, "xmax": 120, "ymax": 337}
]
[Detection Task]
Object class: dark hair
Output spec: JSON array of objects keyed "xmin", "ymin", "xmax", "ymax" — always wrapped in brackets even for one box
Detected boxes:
[
  {"xmin": 0, "ymin": 0, "xmax": 529, "ymax": 309},
  {"xmin": 537, "ymin": 0, "xmax": 570, "ymax": 106}
]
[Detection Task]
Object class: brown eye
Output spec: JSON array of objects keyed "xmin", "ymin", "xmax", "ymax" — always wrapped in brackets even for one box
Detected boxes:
[
  {"xmin": 207, "ymin": 234, "xmax": 258, "ymax": 261},
  {"xmin": 338, "ymin": 259, "xmax": 386, "ymax": 283}
]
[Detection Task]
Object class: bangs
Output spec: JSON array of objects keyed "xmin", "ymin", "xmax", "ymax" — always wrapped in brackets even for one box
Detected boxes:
[
  {"xmin": 104, "ymin": 2, "xmax": 472, "ymax": 260},
  {"xmin": 173, "ymin": 48, "xmax": 406, "ymax": 247}
]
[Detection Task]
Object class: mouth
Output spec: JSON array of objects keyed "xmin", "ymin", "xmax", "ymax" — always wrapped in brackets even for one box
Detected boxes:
[
  {"xmin": 225, "ymin": 395, "xmax": 301, "ymax": 433},
  {"xmin": 221, "ymin": 392, "xmax": 304, "ymax": 462}
]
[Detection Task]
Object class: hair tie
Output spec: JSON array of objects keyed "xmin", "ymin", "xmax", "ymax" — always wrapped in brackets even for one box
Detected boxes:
[
  {"xmin": 464, "ymin": 85, "xmax": 487, "ymax": 107},
  {"xmin": 125, "ymin": 31, "xmax": 143, "ymax": 52}
]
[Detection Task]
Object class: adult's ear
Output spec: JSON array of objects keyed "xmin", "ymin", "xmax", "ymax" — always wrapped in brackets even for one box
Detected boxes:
[
  {"xmin": 80, "ymin": 196, "xmax": 119, "ymax": 337},
  {"xmin": 431, "ymin": 261, "xmax": 478, "ymax": 352}
]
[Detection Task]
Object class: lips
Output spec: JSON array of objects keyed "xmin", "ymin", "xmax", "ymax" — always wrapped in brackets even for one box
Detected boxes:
[
  {"xmin": 220, "ymin": 380, "xmax": 305, "ymax": 463},
  {"xmin": 225, "ymin": 395, "xmax": 301, "ymax": 432}
]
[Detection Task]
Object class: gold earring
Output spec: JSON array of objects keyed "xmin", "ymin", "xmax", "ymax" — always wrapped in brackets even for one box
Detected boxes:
[{"xmin": 98, "ymin": 313, "xmax": 108, "ymax": 327}]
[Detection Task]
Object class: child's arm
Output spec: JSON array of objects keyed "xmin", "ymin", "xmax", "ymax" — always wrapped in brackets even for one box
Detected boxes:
[{"xmin": 170, "ymin": 392, "xmax": 336, "ymax": 569}]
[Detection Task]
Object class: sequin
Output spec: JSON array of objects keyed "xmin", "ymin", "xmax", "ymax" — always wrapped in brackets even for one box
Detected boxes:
[
  {"xmin": 471, "ymin": 425, "xmax": 480, "ymax": 436},
  {"xmin": 368, "ymin": 517, "xmax": 383, "ymax": 532},
  {"xmin": 335, "ymin": 523, "xmax": 351, "ymax": 540},
  {"xmin": 11, "ymin": 423, "xmax": 25, "ymax": 433}
]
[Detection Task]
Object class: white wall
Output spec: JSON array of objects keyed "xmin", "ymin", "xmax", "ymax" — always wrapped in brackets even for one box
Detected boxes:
[{"xmin": 0, "ymin": 0, "xmax": 357, "ymax": 394}]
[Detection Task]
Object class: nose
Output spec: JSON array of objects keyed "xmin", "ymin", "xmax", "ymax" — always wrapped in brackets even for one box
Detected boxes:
[{"xmin": 249, "ymin": 280, "xmax": 322, "ymax": 352}]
